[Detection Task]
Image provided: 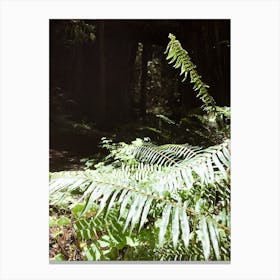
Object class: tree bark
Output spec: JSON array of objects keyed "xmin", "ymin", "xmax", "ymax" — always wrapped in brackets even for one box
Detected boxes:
[
  {"xmin": 140, "ymin": 43, "xmax": 150, "ymax": 122},
  {"xmin": 98, "ymin": 20, "xmax": 106, "ymax": 126}
]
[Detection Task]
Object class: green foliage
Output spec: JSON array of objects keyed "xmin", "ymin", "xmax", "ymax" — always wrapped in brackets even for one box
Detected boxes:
[
  {"xmin": 50, "ymin": 138, "xmax": 230, "ymax": 261},
  {"xmin": 49, "ymin": 33, "xmax": 230, "ymax": 261},
  {"xmin": 57, "ymin": 216, "xmax": 72, "ymax": 227},
  {"xmin": 54, "ymin": 20, "xmax": 96, "ymax": 47},
  {"xmin": 179, "ymin": 106, "xmax": 231, "ymax": 146},
  {"xmin": 132, "ymin": 43, "xmax": 179, "ymax": 119},
  {"xmin": 50, "ymin": 253, "xmax": 67, "ymax": 261},
  {"xmin": 74, "ymin": 208, "xmax": 147, "ymax": 260},
  {"xmin": 165, "ymin": 33, "xmax": 216, "ymax": 112}
]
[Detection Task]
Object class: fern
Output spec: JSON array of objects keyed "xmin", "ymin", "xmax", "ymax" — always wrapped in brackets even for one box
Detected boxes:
[
  {"xmin": 74, "ymin": 209, "xmax": 140, "ymax": 260},
  {"xmin": 165, "ymin": 33, "xmax": 216, "ymax": 112},
  {"xmin": 50, "ymin": 34, "xmax": 230, "ymax": 261},
  {"xmin": 50, "ymin": 139, "xmax": 230, "ymax": 260}
]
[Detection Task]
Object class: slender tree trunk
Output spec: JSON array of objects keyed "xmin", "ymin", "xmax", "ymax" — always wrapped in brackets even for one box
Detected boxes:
[
  {"xmin": 98, "ymin": 20, "xmax": 106, "ymax": 126},
  {"xmin": 127, "ymin": 42, "xmax": 138, "ymax": 119},
  {"xmin": 214, "ymin": 21, "xmax": 223, "ymax": 82},
  {"xmin": 140, "ymin": 43, "xmax": 150, "ymax": 122}
]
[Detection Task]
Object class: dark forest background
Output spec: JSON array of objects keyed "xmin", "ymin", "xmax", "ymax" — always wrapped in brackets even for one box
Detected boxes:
[{"xmin": 50, "ymin": 19, "xmax": 230, "ymax": 171}]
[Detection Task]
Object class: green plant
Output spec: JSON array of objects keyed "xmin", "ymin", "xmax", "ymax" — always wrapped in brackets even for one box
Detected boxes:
[
  {"xmin": 49, "ymin": 34, "xmax": 230, "ymax": 261},
  {"xmin": 165, "ymin": 33, "xmax": 216, "ymax": 113},
  {"xmin": 164, "ymin": 34, "xmax": 230, "ymax": 146},
  {"xmin": 50, "ymin": 138, "xmax": 230, "ymax": 261}
]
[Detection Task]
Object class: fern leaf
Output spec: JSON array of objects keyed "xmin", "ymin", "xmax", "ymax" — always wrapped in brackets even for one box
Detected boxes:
[
  {"xmin": 132, "ymin": 144, "xmax": 179, "ymax": 166},
  {"xmin": 198, "ymin": 216, "xmax": 211, "ymax": 260},
  {"xmin": 166, "ymin": 33, "xmax": 216, "ymax": 112},
  {"xmin": 75, "ymin": 219, "xmax": 96, "ymax": 239},
  {"xmin": 212, "ymin": 153, "xmax": 227, "ymax": 178},
  {"xmin": 84, "ymin": 243, "xmax": 102, "ymax": 261},
  {"xmin": 119, "ymin": 191, "xmax": 132, "ymax": 221},
  {"xmin": 179, "ymin": 206, "xmax": 190, "ymax": 247},
  {"xmin": 172, "ymin": 206, "xmax": 180, "ymax": 248},
  {"xmin": 138, "ymin": 197, "xmax": 153, "ymax": 232},
  {"xmin": 95, "ymin": 187, "xmax": 115, "ymax": 218},
  {"xmin": 82, "ymin": 186, "xmax": 103, "ymax": 215},
  {"xmin": 159, "ymin": 204, "xmax": 172, "ymax": 246},
  {"xmin": 124, "ymin": 194, "xmax": 143, "ymax": 232},
  {"xmin": 118, "ymin": 188, "xmax": 129, "ymax": 203},
  {"xmin": 130, "ymin": 194, "xmax": 148, "ymax": 233},
  {"xmin": 105, "ymin": 188, "xmax": 122, "ymax": 218},
  {"xmin": 207, "ymin": 220, "xmax": 221, "ymax": 260}
]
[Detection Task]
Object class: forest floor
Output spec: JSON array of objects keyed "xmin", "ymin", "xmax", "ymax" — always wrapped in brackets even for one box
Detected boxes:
[
  {"xmin": 50, "ymin": 149, "xmax": 86, "ymax": 171},
  {"xmin": 49, "ymin": 129, "xmax": 106, "ymax": 171},
  {"xmin": 49, "ymin": 209, "xmax": 85, "ymax": 261}
]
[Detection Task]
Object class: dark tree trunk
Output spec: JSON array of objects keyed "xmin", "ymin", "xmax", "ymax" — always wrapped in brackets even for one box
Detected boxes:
[
  {"xmin": 127, "ymin": 42, "xmax": 138, "ymax": 119},
  {"xmin": 94, "ymin": 21, "xmax": 137, "ymax": 129},
  {"xmin": 140, "ymin": 43, "xmax": 150, "ymax": 122},
  {"xmin": 97, "ymin": 20, "xmax": 107, "ymax": 127}
]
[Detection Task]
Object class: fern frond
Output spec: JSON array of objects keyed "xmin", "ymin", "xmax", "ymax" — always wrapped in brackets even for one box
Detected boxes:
[
  {"xmin": 74, "ymin": 209, "xmax": 134, "ymax": 260},
  {"xmin": 129, "ymin": 143, "xmax": 181, "ymax": 167},
  {"xmin": 154, "ymin": 219, "xmax": 230, "ymax": 261},
  {"xmin": 124, "ymin": 139, "xmax": 201, "ymax": 167},
  {"xmin": 50, "ymin": 139, "xmax": 230, "ymax": 260},
  {"xmin": 165, "ymin": 33, "xmax": 216, "ymax": 112},
  {"xmin": 126, "ymin": 140, "xmax": 230, "ymax": 193},
  {"xmin": 158, "ymin": 143, "xmax": 202, "ymax": 160}
]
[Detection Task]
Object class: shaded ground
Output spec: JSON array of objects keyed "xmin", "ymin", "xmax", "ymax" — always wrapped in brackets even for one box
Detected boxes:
[
  {"xmin": 50, "ymin": 149, "xmax": 86, "ymax": 172},
  {"xmin": 49, "ymin": 130, "xmax": 107, "ymax": 171}
]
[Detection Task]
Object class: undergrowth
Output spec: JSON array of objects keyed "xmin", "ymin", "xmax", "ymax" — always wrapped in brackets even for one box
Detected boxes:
[{"xmin": 49, "ymin": 33, "xmax": 230, "ymax": 261}]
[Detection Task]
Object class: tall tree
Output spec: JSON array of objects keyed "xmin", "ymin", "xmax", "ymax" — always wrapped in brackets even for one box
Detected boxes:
[
  {"xmin": 97, "ymin": 20, "xmax": 107, "ymax": 126},
  {"xmin": 139, "ymin": 43, "xmax": 150, "ymax": 122}
]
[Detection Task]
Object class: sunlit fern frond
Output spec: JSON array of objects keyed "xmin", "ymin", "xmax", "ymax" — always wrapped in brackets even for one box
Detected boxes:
[
  {"xmin": 123, "ymin": 139, "xmax": 202, "ymax": 167},
  {"xmin": 123, "ymin": 139, "xmax": 230, "ymax": 191},
  {"xmin": 165, "ymin": 33, "xmax": 216, "ymax": 112},
  {"xmin": 50, "ymin": 139, "xmax": 230, "ymax": 260}
]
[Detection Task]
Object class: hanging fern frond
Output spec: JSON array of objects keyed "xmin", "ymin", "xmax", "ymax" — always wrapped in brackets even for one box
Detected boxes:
[{"xmin": 165, "ymin": 33, "xmax": 216, "ymax": 112}]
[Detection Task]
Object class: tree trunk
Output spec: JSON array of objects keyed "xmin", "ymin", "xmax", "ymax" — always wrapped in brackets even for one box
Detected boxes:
[
  {"xmin": 98, "ymin": 20, "xmax": 107, "ymax": 127},
  {"xmin": 140, "ymin": 43, "xmax": 150, "ymax": 122}
]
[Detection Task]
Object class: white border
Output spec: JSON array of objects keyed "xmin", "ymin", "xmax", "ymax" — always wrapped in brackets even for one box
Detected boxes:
[{"xmin": 0, "ymin": 0, "xmax": 279, "ymax": 279}]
